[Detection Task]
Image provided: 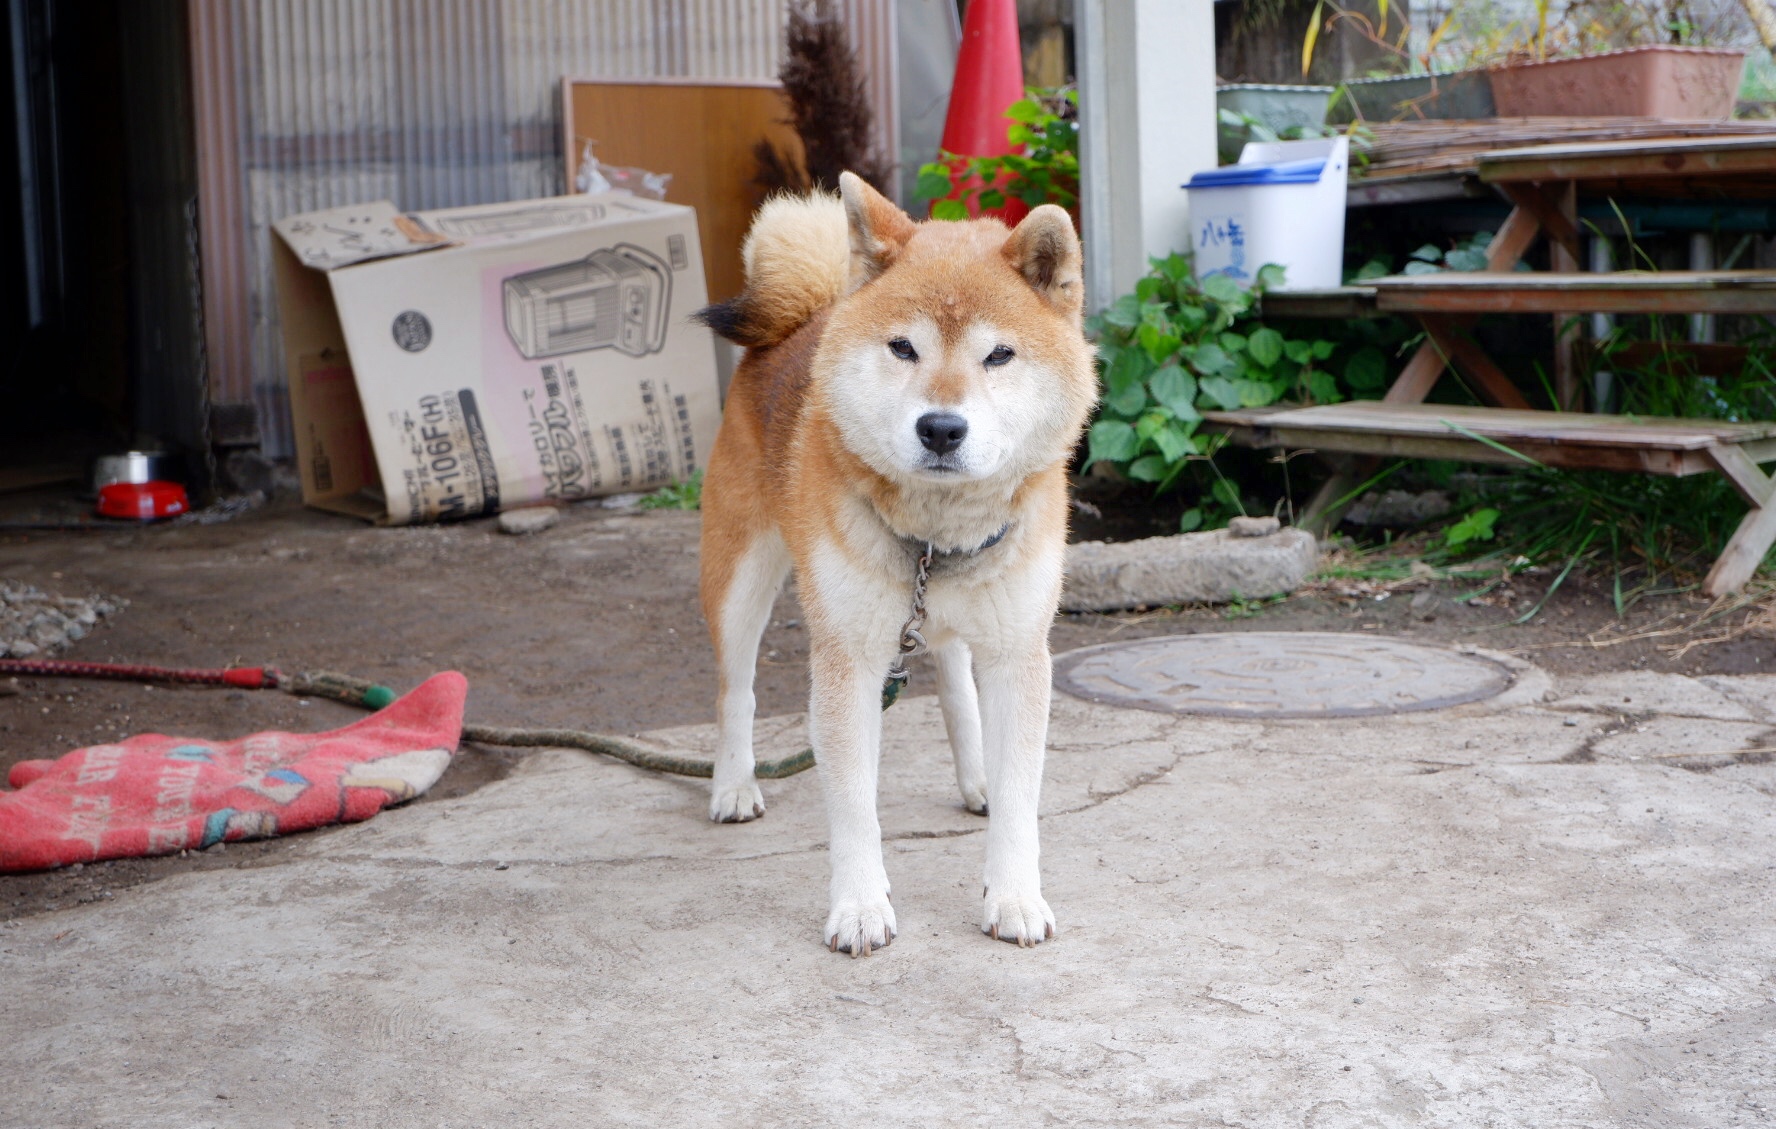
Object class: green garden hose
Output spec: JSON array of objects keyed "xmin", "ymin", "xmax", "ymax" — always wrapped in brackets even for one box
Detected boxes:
[{"xmin": 286, "ymin": 670, "xmax": 829, "ymax": 779}]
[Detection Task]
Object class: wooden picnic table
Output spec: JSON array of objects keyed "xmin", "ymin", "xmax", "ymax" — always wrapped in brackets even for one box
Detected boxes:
[
  {"xmin": 1223, "ymin": 133, "xmax": 1776, "ymax": 595},
  {"xmin": 1372, "ymin": 133, "xmax": 1776, "ymax": 406},
  {"xmin": 1374, "ymin": 269, "xmax": 1776, "ymax": 314},
  {"xmin": 1349, "ymin": 118, "xmax": 1776, "ymax": 206},
  {"xmin": 1477, "ymin": 134, "xmax": 1776, "ymax": 195}
]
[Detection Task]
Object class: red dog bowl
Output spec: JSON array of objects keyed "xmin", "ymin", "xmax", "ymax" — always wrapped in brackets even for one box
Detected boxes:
[{"xmin": 97, "ymin": 480, "xmax": 189, "ymax": 520}]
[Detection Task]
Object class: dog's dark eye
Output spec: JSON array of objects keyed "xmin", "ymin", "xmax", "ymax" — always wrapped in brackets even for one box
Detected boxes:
[
  {"xmin": 888, "ymin": 337, "xmax": 918, "ymax": 361},
  {"xmin": 984, "ymin": 345, "xmax": 1015, "ymax": 367}
]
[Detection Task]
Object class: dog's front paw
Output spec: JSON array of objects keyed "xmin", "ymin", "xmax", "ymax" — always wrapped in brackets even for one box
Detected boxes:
[
  {"xmin": 959, "ymin": 780, "xmax": 989, "ymax": 816},
  {"xmin": 824, "ymin": 894, "xmax": 897, "ymax": 956},
  {"xmin": 981, "ymin": 888, "xmax": 1054, "ymax": 947},
  {"xmin": 709, "ymin": 779, "xmax": 765, "ymax": 823}
]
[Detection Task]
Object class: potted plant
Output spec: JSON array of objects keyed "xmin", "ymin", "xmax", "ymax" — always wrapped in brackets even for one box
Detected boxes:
[
  {"xmin": 1466, "ymin": 0, "xmax": 1747, "ymax": 118},
  {"xmin": 1217, "ymin": 83, "xmax": 1336, "ymax": 139},
  {"xmin": 1487, "ymin": 45, "xmax": 1747, "ymax": 118},
  {"xmin": 1305, "ymin": 0, "xmax": 1751, "ymax": 121},
  {"xmin": 1214, "ymin": 94, "xmax": 1345, "ymax": 164}
]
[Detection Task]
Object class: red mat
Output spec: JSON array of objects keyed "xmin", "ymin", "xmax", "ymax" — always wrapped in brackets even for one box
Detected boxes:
[{"xmin": 0, "ymin": 672, "xmax": 466, "ymax": 872}]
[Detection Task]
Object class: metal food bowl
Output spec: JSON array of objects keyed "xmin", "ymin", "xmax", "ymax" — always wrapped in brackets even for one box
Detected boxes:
[{"xmin": 92, "ymin": 451, "xmax": 176, "ymax": 493}]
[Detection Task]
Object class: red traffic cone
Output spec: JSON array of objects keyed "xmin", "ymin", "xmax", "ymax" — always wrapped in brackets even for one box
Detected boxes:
[{"xmin": 937, "ymin": 0, "xmax": 1028, "ymax": 223}]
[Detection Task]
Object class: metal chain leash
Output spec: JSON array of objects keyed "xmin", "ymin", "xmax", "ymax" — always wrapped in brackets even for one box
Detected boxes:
[{"xmin": 882, "ymin": 541, "xmax": 934, "ymax": 707}]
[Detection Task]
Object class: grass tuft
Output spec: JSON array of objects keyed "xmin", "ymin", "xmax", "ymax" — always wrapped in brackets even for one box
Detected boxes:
[{"xmin": 638, "ymin": 470, "xmax": 704, "ymax": 511}]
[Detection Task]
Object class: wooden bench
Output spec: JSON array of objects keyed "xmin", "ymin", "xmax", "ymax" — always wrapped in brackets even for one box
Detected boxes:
[
  {"xmin": 1258, "ymin": 286, "xmax": 1381, "ymax": 321},
  {"xmin": 1202, "ymin": 401, "xmax": 1776, "ymax": 597},
  {"xmin": 1372, "ymin": 270, "xmax": 1776, "ymax": 315}
]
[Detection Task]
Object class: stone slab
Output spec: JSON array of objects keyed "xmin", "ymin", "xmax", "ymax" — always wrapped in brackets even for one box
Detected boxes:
[
  {"xmin": 1062, "ymin": 527, "xmax": 1319, "ymax": 612},
  {"xmin": 497, "ymin": 506, "xmax": 561, "ymax": 535},
  {"xmin": 1590, "ymin": 715, "xmax": 1773, "ymax": 768},
  {"xmin": 1549, "ymin": 670, "xmax": 1759, "ymax": 721},
  {"xmin": 1701, "ymin": 674, "xmax": 1776, "ymax": 722}
]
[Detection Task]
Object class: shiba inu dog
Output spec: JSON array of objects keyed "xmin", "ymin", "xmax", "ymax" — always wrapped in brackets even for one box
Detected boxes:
[{"xmin": 694, "ymin": 173, "xmax": 1095, "ymax": 954}]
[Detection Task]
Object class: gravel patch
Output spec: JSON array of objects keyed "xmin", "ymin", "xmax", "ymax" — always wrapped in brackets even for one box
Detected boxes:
[{"xmin": 0, "ymin": 581, "xmax": 125, "ymax": 658}]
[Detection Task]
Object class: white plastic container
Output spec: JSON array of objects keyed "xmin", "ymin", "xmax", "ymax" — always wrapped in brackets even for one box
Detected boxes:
[{"xmin": 1183, "ymin": 136, "xmax": 1349, "ymax": 291}]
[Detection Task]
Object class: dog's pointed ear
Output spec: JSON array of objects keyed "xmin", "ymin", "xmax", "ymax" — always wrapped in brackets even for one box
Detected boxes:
[
  {"xmin": 840, "ymin": 171, "xmax": 916, "ymax": 292},
  {"xmin": 1003, "ymin": 205, "xmax": 1083, "ymax": 317}
]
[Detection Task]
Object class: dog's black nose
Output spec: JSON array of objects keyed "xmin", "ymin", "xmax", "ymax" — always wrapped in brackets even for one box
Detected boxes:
[{"xmin": 916, "ymin": 412, "xmax": 969, "ymax": 456}]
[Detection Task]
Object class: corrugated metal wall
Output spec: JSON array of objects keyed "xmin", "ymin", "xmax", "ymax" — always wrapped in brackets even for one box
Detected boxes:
[{"xmin": 190, "ymin": 0, "xmax": 894, "ymax": 458}]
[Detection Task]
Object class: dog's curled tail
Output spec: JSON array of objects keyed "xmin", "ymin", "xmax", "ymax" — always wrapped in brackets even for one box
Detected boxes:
[{"xmin": 693, "ymin": 191, "xmax": 848, "ymax": 348}]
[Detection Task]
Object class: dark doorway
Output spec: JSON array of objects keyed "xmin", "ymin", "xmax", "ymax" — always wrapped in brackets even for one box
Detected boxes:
[{"xmin": 2, "ymin": 0, "xmax": 204, "ymax": 497}]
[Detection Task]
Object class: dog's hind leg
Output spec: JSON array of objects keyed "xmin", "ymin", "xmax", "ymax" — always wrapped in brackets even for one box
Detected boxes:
[
  {"xmin": 933, "ymin": 638, "xmax": 988, "ymax": 816},
  {"xmin": 701, "ymin": 528, "xmax": 791, "ymax": 823}
]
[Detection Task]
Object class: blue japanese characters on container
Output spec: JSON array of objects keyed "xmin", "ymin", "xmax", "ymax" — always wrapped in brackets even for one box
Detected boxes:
[
  {"xmin": 1182, "ymin": 138, "xmax": 1350, "ymax": 292},
  {"xmin": 1196, "ymin": 216, "xmax": 1249, "ymax": 281}
]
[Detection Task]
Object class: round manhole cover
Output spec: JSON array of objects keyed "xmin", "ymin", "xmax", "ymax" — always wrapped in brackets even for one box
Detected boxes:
[{"xmin": 1054, "ymin": 632, "xmax": 1514, "ymax": 719}]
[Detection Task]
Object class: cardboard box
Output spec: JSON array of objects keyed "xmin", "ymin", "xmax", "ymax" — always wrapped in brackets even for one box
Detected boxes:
[{"xmin": 272, "ymin": 194, "xmax": 719, "ymax": 523}]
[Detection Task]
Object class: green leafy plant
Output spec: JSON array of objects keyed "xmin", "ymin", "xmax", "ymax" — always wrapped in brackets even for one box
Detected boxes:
[
  {"xmin": 914, "ymin": 88, "xmax": 1078, "ymax": 220},
  {"xmin": 1221, "ymin": 592, "xmax": 1288, "ymax": 619},
  {"xmin": 638, "ymin": 470, "xmax": 703, "ymax": 511},
  {"xmin": 1443, "ymin": 506, "xmax": 1500, "ymax": 547},
  {"xmin": 1343, "ymin": 229, "xmax": 1523, "ymax": 289},
  {"xmin": 1214, "ymin": 108, "xmax": 1368, "ymax": 166},
  {"xmin": 1216, "ymin": 106, "xmax": 1336, "ymax": 148},
  {"xmin": 1083, "ymin": 254, "xmax": 1384, "ymax": 530},
  {"xmin": 1403, "ymin": 236, "xmax": 1491, "ymax": 274},
  {"xmin": 1348, "ymin": 230, "xmax": 1508, "ymax": 280}
]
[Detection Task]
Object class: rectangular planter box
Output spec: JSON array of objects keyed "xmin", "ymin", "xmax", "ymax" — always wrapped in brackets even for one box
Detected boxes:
[
  {"xmin": 1488, "ymin": 46, "xmax": 1747, "ymax": 119},
  {"xmin": 1216, "ymin": 84, "xmax": 1334, "ymax": 131},
  {"xmin": 1216, "ymin": 85, "xmax": 1333, "ymax": 163},
  {"xmin": 1326, "ymin": 71, "xmax": 1496, "ymax": 124}
]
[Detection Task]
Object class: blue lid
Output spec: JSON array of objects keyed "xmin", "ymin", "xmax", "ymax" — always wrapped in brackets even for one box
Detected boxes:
[{"xmin": 1184, "ymin": 157, "xmax": 1329, "ymax": 189}]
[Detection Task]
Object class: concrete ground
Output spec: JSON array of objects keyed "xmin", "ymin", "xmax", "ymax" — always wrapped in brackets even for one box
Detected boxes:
[{"xmin": 6, "ymin": 644, "xmax": 1776, "ymax": 1126}]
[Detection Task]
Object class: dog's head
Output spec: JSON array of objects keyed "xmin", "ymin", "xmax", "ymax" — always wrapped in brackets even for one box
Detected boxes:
[{"xmin": 816, "ymin": 173, "xmax": 1096, "ymax": 487}]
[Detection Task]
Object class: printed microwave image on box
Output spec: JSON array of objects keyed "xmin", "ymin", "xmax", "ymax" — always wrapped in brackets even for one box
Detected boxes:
[{"xmin": 501, "ymin": 243, "xmax": 672, "ymax": 359}]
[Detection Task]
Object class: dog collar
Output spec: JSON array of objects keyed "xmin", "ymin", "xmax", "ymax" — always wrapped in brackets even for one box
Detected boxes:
[
  {"xmin": 940, "ymin": 522, "xmax": 1011, "ymax": 557},
  {"xmin": 893, "ymin": 521, "xmax": 1012, "ymax": 569}
]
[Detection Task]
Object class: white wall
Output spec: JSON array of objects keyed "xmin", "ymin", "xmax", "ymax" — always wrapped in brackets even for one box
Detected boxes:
[{"xmin": 1076, "ymin": 0, "xmax": 1219, "ymax": 309}]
